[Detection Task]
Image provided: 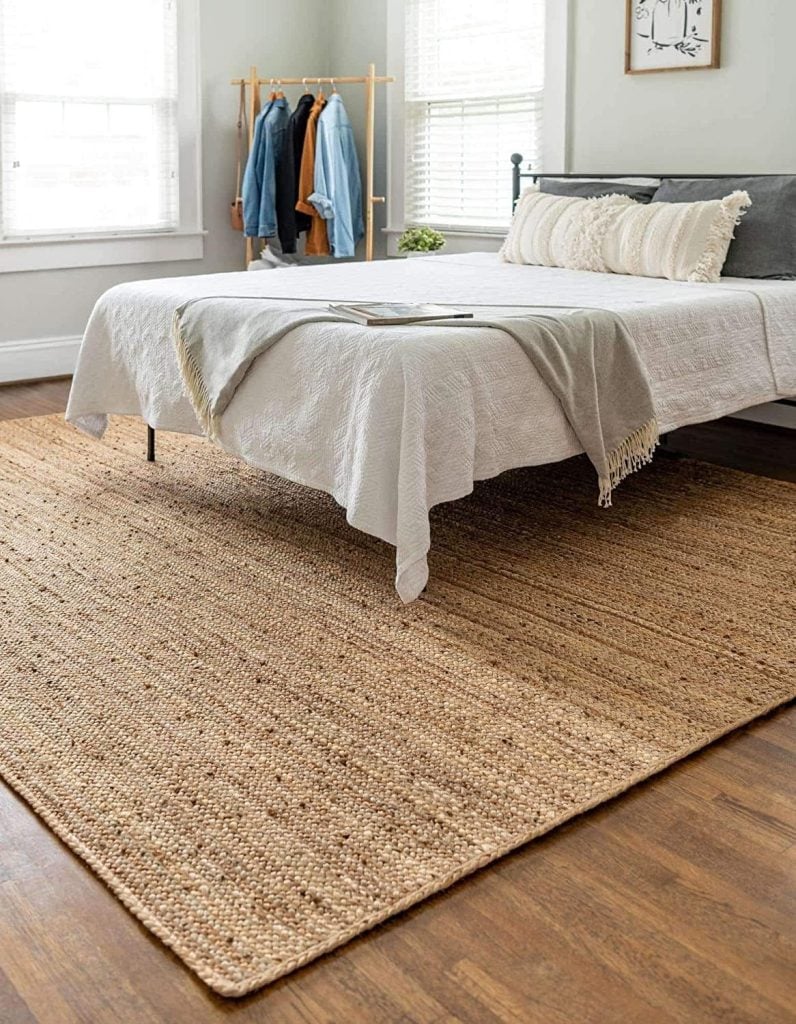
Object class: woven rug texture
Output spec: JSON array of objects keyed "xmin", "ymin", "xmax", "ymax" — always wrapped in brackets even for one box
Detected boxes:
[{"xmin": 0, "ymin": 415, "xmax": 793, "ymax": 996}]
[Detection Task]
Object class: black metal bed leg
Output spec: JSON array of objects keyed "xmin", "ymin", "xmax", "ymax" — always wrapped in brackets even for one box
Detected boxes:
[{"xmin": 146, "ymin": 425, "xmax": 156, "ymax": 462}]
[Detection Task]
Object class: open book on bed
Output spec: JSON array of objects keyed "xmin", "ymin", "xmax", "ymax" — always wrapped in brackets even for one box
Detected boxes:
[{"xmin": 328, "ymin": 303, "xmax": 473, "ymax": 326}]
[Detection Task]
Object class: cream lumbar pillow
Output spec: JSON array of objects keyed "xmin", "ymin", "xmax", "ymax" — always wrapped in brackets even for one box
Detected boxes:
[
  {"xmin": 500, "ymin": 187, "xmax": 636, "ymax": 272},
  {"xmin": 602, "ymin": 190, "xmax": 751, "ymax": 283},
  {"xmin": 501, "ymin": 186, "xmax": 752, "ymax": 283}
]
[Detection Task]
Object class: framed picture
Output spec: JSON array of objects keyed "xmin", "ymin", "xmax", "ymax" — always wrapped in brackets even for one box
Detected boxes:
[{"xmin": 625, "ymin": 0, "xmax": 722, "ymax": 74}]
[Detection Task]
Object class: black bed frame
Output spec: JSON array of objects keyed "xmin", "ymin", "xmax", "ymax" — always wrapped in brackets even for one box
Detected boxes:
[
  {"xmin": 509, "ymin": 153, "xmax": 783, "ymax": 208},
  {"xmin": 143, "ymin": 158, "xmax": 790, "ymax": 461},
  {"xmin": 146, "ymin": 424, "xmax": 155, "ymax": 462}
]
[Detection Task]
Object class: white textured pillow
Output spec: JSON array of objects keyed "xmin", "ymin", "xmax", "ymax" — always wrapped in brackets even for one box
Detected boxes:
[
  {"xmin": 501, "ymin": 186, "xmax": 752, "ymax": 283},
  {"xmin": 603, "ymin": 191, "xmax": 751, "ymax": 283},
  {"xmin": 500, "ymin": 188, "xmax": 635, "ymax": 271}
]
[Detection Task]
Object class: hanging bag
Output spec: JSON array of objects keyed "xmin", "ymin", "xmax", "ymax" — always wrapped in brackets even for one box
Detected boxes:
[{"xmin": 230, "ymin": 82, "xmax": 246, "ymax": 231}]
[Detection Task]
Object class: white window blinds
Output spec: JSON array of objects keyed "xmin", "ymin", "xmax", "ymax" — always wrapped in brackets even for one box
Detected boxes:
[
  {"xmin": 0, "ymin": 0, "xmax": 179, "ymax": 240},
  {"xmin": 404, "ymin": 0, "xmax": 545, "ymax": 231}
]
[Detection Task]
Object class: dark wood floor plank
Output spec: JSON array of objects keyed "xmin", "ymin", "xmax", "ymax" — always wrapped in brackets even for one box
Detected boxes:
[
  {"xmin": 448, "ymin": 958, "xmax": 553, "ymax": 1024},
  {"xmin": 540, "ymin": 849, "xmax": 792, "ymax": 1024},
  {"xmin": 735, "ymin": 729, "xmax": 796, "ymax": 770},
  {"xmin": 455, "ymin": 870, "xmax": 668, "ymax": 1024},
  {"xmin": 575, "ymin": 821, "xmax": 795, "ymax": 1012},
  {"xmin": 758, "ymin": 720, "xmax": 796, "ymax": 758},
  {"xmin": 599, "ymin": 792, "xmax": 795, "ymax": 931},
  {"xmin": 0, "ymin": 379, "xmax": 71, "ymax": 421},
  {"xmin": 0, "ymin": 963, "xmax": 37, "ymax": 1024},
  {"xmin": 596, "ymin": 781, "xmax": 795, "ymax": 919},
  {"xmin": 495, "ymin": 853, "xmax": 704, "ymax": 1021},
  {"xmin": 1, "ymin": 381, "xmax": 794, "ymax": 1023},
  {"xmin": 330, "ymin": 940, "xmax": 452, "ymax": 1023},
  {"xmin": 711, "ymin": 733, "xmax": 796, "ymax": 794},
  {"xmin": 670, "ymin": 762, "xmax": 796, "ymax": 850}
]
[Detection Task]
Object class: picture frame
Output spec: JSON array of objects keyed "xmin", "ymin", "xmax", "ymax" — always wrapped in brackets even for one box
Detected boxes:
[{"xmin": 625, "ymin": 0, "xmax": 722, "ymax": 75}]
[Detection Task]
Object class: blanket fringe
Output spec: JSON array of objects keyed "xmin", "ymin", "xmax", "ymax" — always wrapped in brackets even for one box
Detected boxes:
[
  {"xmin": 172, "ymin": 309, "xmax": 221, "ymax": 440},
  {"xmin": 599, "ymin": 418, "xmax": 659, "ymax": 508}
]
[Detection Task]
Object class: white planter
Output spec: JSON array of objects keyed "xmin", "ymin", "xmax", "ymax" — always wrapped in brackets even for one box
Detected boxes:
[{"xmin": 403, "ymin": 249, "xmax": 444, "ymax": 258}]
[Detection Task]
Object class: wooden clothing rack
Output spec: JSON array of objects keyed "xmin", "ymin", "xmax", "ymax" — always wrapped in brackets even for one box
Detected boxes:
[{"xmin": 230, "ymin": 63, "xmax": 394, "ymax": 265}]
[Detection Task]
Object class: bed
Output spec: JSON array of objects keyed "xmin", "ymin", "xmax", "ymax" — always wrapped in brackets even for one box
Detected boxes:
[{"xmin": 66, "ymin": 244, "xmax": 796, "ymax": 601}]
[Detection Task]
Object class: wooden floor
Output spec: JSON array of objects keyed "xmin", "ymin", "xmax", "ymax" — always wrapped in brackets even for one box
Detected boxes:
[{"xmin": 1, "ymin": 380, "xmax": 794, "ymax": 1024}]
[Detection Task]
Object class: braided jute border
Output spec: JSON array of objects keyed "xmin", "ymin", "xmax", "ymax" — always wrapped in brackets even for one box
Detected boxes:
[{"xmin": 2, "ymin": 694, "xmax": 792, "ymax": 998}]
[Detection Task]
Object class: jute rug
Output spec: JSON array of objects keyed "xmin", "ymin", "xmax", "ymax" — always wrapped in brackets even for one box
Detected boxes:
[{"xmin": 1, "ymin": 415, "xmax": 793, "ymax": 997}]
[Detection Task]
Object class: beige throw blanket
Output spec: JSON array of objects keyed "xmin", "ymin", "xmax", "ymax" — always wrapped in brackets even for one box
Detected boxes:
[{"xmin": 173, "ymin": 299, "xmax": 658, "ymax": 507}]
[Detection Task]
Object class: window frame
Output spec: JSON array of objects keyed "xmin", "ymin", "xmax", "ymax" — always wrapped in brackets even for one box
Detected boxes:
[
  {"xmin": 385, "ymin": 0, "xmax": 569, "ymax": 245},
  {"xmin": 0, "ymin": 0, "xmax": 203, "ymax": 273}
]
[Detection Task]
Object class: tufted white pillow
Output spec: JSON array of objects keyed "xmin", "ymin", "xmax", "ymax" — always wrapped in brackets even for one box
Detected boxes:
[
  {"xmin": 501, "ymin": 186, "xmax": 752, "ymax": 283},
  {"xmin": 603, "ymin": 191, "xmax": 751, "ymax": 283},
  {"xmin": 500, "ymin": 187, "xmax": 635, "ymax": 271}
]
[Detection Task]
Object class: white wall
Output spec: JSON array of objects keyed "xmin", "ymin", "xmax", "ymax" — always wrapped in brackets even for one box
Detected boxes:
[
  {"xmin": 569, "ymin": 0, "xmax": 796, "ymax": 173},
  {"xmin": 0, "ymin": 0, "xmax": 331, "ymax": 373}
]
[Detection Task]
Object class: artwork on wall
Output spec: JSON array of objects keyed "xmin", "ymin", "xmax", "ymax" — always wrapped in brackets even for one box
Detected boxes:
[{"xmin": 625, "ymin": 0, "xmax": 722, "ymax": 74}]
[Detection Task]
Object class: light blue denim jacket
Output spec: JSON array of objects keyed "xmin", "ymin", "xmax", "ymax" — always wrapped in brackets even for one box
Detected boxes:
[
  {"xmin": 308, "ymin": 94, "xmax": 364, "ymax": 258},
  {"xmin": 242, "ymin": 98, "xmax": 290, "ymax": 239}
]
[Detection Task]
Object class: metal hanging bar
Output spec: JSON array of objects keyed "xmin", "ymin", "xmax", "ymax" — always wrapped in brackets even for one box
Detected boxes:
[{"xmin": 230, "ymin": 75, "xmax": 395, "ymax": 86}]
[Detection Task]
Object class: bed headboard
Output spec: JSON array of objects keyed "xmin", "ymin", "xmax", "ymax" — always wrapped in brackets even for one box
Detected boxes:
[{"xmin": 509, "ymin": 154, "xmax": 782, "ymax": 209}]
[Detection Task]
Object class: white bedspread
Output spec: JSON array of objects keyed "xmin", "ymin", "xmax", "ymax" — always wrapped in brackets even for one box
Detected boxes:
[{"xmin": 66, "ymin": 253, "xmax": 796, "ymax": 601}]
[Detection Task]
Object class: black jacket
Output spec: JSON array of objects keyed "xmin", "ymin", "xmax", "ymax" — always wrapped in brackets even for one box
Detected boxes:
[{"xmin": 278, "ymin": 93, "xmax": 316, "ymax": 251}]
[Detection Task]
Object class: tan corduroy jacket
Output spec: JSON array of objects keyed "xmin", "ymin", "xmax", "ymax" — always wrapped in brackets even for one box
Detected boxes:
[{"xmin": 295, "ymin": 95, "xmax": 330, "ymax": 256}]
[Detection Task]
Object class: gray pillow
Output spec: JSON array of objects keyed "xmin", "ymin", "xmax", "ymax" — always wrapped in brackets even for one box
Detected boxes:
[
  {"xmin": 540, "ymin": 179, "xmax": 657, "ymax": 204},
  {"xmin": 652, "ymin": 176, "xmax": 796, "ymax": 279}
]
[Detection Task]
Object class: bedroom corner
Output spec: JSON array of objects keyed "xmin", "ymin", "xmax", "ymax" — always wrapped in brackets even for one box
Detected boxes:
[{"xmin": 1, "ymin": 1, "xmax": 794, "ymax": 1021}]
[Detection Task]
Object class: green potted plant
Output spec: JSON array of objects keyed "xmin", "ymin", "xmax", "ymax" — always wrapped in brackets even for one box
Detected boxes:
[{"xmin": 397, "ymin": 226, "xmax": 446, "ymax": 257}]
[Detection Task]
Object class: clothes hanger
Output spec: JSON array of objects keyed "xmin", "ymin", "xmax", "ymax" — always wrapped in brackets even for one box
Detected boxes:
[
  {"xmin": 275, "ymin": 78, "xmax": 285, "ymax": 100},
  {"xmin": 302, "ymin": 78, "xmax": 310, "ymax": 95},
  {"xmin": 268, "ymin": 77, "xmax": 277, "ymax": 101}
]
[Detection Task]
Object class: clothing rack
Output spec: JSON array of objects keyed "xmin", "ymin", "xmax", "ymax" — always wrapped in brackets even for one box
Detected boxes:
[{"xmin": 230, "ymin": 64, "xmax": 394, "ymax": 265}]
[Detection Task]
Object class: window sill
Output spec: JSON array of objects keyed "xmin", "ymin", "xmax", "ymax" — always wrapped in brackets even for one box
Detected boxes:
[
  {"xmin": 383, "ymin": 225, "xmax": 506, "ymax": 239},
  {"xmin": 0, "ymin": 230, "xmax": 206, "ymax": 274},
  {"xmin": 383, "ymin": 225, "xmax": 506, "ymax": 258}
]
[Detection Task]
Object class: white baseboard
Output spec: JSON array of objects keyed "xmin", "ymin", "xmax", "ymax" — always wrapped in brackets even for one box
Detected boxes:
[
  {"xmin": 0, "ymin": 334, "xmax": 81, "ymax": 384},
  {"xmin": 729, "ymin": 401, "xmax": 796, "ymax": 429}
]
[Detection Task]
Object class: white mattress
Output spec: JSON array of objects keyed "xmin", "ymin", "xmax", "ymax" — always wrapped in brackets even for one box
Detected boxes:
[{"xmin": 66, "ymin": 253, "xmax": 796, "ymax": 601}]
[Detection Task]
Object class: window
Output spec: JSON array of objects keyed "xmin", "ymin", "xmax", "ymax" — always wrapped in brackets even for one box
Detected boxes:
[
  {"xmin": 0, "ymin": 0, "xmax": 202, "ymax": 271},
  {"xmin": 395, "ymin": 0, "xmax": 565, "ymax": 234}
]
